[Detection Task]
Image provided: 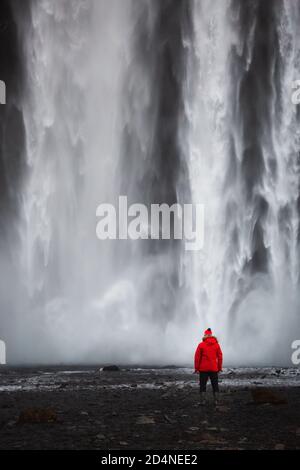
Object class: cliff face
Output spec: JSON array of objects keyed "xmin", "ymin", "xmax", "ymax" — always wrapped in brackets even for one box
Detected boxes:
[{"xmin": 0, "ymin": 0, "xmax": 25, "ymax": 240}]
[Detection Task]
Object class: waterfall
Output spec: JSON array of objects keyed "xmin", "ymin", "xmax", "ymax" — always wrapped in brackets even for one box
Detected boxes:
[
  {"xmin": 184, "ymin": 0, "xmax": 300, "ymax": 364},
  {"xmin": 1, "ymin": 0, "xmax": 299, "ymax": 364},
  {"xmin": 10, "ymin": 0, "xmax": 190, "ymax": 364}
]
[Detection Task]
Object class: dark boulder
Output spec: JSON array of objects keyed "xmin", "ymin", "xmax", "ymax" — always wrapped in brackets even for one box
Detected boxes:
[
  {"xmin": 102, "ymin": 365, "xmax": 120, "ymax": 372},
  {"xmin": 251, "ymin": 388, "xmax": 287, "ymax": 405}
]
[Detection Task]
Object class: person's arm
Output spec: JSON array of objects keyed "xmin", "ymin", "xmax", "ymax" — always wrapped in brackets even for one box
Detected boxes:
[
  {"xmin": 217, "ymin": 344, "xmax": 223, "ymax": 372},
  {"xmin": 194, "ymin": 344, "xmax": 202, "ymax": 372}
]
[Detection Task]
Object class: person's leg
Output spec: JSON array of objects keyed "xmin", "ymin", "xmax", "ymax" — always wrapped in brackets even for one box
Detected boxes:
[
  {"xmin": 199, "ymin": 372, "xmax": 208, "ymax": 405},
  {"xmin": 209, "ymin": 372, "xmax": 220, "ymax": 404}
]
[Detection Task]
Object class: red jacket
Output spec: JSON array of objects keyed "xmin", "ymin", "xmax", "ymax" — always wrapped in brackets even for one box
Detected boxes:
[{"xmin": 194, "ymin": 336, "xmax": 223, "ymax": 372}]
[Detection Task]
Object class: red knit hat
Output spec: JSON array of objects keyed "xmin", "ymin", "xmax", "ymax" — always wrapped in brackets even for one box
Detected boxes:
[{"xmin": 204, "ymin": 328, "xmax": 212, "ymax": 336}]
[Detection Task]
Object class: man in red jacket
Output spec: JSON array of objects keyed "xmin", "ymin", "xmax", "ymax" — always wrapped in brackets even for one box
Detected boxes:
[{"xmin": 194, "ymin": 328, "xmax": 223, "ymax": 406}]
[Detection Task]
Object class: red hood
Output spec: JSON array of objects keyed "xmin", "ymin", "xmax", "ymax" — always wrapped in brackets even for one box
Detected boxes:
[{"xmin": 202, "ymin": 336, "xmax": 218, "ymax": 345}]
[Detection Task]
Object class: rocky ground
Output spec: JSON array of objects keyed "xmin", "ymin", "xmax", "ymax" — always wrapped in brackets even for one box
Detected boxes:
[{"xmin": 0, "ymin": 366, "xmax": 299, "ymax": 450}]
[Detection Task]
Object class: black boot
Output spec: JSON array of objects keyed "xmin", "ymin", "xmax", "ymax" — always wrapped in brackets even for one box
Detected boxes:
[
  {"xmin": 199, "ymin": 392, "xmax": 206, "ymax": 406},
  {"xmin": 213, "ymin": 392, "xmax": 220, "ymax": 406}
]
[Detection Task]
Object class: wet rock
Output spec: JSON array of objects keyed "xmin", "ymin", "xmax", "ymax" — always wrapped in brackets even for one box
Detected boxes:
[
  {"xmin": 101, "ymin": 365, "xmax": 120, "ymax": 372},
  {"xmin": 1, "ymin": 403, "xmax": 13, "ymax": 409},
  {"xmin": 189, "ymin": 432, "xmax": 227, "ymax": 445},
  {"xmin": 136, "ymin": 415, "xmax": 155, "ymax": 424},
  {"xmin": 251, "ymin": 388, "xmax": 287, "ymax": 405},
  {"xmin": 164, "ymin": 414, "xmax": 177, "ymax": 424},
  {"xmin": 216, "ymin": 406, "xmax": 230, "ymax": 412},
  {"xmin": 18, "ymin": 408, "xmax": 57, "ymax": 424},
  {"xmin": 6, "ymin": 420, "xmax": 16, "ymax": 427},
  {"xmin": 59, "ymin": 383, "xmax": 68, "ymax": 389}
]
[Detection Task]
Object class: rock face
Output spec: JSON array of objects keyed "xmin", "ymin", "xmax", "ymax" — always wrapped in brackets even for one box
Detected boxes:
[
  {"xmin": 0, "ymin": 0, "xmax": 26, "ymax": 219},
  {"xmin": 0, "ymin": 0, "xmax": 26, "ymax": 354}
]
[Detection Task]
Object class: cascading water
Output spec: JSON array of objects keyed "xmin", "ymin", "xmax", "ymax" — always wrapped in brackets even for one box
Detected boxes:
[
  {"xmin": 184, "ymin": 0, "xmax": 300, "ymax": 364},
  {"xmin": 1, "ymin": 0, "xmax": 299, "ymax": 364},
  {"xmin": 10, "ymin": 0, "xmax": 191, "ymax": 364}
]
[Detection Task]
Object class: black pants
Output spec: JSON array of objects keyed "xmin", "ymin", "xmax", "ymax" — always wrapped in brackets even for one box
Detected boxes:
[{"xmin": 199, "ymin": 371, "xmax": 219, "ymax": 393}]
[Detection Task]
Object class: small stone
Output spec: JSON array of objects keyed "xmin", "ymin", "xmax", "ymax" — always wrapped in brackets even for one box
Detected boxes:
[
  {"xmin": 95, "ymin": 433, "xmax": 106, "ymax": 440},
  {"xmin": 136, "ymin": 415, "xmax": 155, "ymax": 424},
  {"xmin": 119, "ymin": 441, "xmax": 128, "ymax": 446},
  {"xmin": 274, "ymin": 444, "xmax": 285, "ymax": 450},
  {"xmin": 193, "ymin": 432, "xmax": 227, "ymax": 445},
  {"xmin": 164, "ymin": 414, "xmax": 177, "ymax": 424},
  {"xmin": 216, "ymin": 406, "xmax": 230, "ymax": 412},
  {"xmin": 6, "ymin": 420, "xmax": 16, "ymax": 427}
]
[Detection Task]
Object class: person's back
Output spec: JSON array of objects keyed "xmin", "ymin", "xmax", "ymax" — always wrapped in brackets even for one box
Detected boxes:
[{"xmin": 194, "ymin": 328, "xmax": 223, "ymax": 406}]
